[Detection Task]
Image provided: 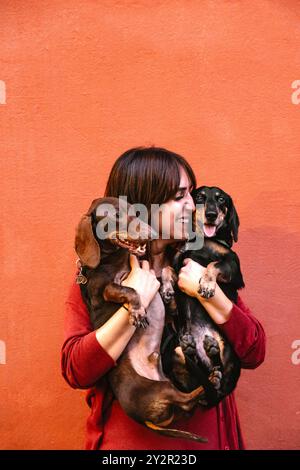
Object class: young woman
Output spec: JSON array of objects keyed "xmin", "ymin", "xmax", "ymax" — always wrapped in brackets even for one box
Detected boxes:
[{"xmin": 61, "ymin": 147, "xmax": 266, "ymax": 450}]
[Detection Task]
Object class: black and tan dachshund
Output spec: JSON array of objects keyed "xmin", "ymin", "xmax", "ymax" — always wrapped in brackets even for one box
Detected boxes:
[
  {"xmin": 74, "ymin": 196, "xmax": 207, "ymax": 442},
  {"xmin": 161, "ymin": 186, "xmax": 245, "ymax": 407}
]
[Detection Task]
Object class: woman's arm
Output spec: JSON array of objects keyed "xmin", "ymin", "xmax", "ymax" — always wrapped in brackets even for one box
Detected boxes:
[
  {"xmin": 95, "ymin": 256, "xmax": 160, "ymax": 360},
  {"xmin": 61, "ymin": 281, "xmax": 117, "ymax": 389},
  {"xmin": 177, "ymin": 258, "xmax": 266, "ymax": 369},
  {"xmin": 218, "ymin": 295, "xmax": 266, "ymax": 369},
  {"xmin": 61, "ymin": 255, "xmax": 160, "ymax": 389},
  {"xmin": 177, "ymin": 258, "xmax": 233, "ymax": 324}
]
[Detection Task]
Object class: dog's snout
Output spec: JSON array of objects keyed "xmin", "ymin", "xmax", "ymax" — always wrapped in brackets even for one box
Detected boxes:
[{"xmin": 205, "ymin": 210, "xmax": 218, "ymax": 221}]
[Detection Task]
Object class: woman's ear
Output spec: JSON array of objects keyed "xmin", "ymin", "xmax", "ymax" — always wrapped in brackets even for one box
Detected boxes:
[
  {"xmin": 75, "ymin": 214, "xmax": 101, "ymax": 268},
  {"xmin": 227, "ymin": 197, "xmax": 240, "ymax": 243}
]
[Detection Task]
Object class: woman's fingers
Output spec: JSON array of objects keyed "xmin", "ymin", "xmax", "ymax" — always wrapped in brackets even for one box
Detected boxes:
[
  {"xmin": 129, "ymin": 255, "xmax": 157, "ymax": 278},
  {"xmin": 141, "ymin": 260, "xmax": 150, "ymax": 270},
  {"xmin": 129, "ymin": 255, "xmax": 152, "ymax": 273},
  {"xmin": 129, "ymin": 254, "xmax": 140, "ymax": 270}
]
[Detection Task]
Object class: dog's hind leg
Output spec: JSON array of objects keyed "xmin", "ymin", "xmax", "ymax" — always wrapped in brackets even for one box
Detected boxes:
[
  {"xmin": 178, "ymin": 301, "xmax": 198, "ymax": 363},
  {"xmin": 203, "ymin": 335, "xmax": 223, "ymax": 391}
]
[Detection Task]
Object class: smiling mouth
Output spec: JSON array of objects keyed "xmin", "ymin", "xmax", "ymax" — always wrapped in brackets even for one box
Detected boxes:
[{"xmin": 108, "ymin": 232, "xmax": 147, "ymax": 255}]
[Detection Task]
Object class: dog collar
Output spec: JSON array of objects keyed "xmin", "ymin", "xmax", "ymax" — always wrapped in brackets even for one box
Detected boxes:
[{"xmin": 75, "ymin": 258, "xmax": 88, "ymax": 284}]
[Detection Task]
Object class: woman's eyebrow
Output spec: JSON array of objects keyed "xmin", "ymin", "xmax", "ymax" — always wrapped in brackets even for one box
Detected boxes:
[{"xmin": 177, "ymin": 184, "xmax": 194, "ymax": 191}]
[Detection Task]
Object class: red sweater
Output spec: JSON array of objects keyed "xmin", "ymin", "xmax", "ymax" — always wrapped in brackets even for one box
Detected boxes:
[{"xmin": 61, "ymin": 273, "xmax": 266, "ymax": 450}]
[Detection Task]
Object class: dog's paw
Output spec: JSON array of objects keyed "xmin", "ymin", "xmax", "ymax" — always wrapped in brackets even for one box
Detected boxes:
[
  {"xmin": 203, "ymin": 336, "xmax": 219, "ymax": 356},
  {"xmin": 198, "ymin": 277, "xmax": 216, "ymax": 299},
  {"xmin": 159, "ymin": 284, "xmax": 175, "ymax": 304},
  {"xmin": 179, "ymin": 333, "xmax": 197, "ymax": 360},
  {"xmin": 160, "ymin": 266, "xmax": 177, "ymax": 304},
  {"xmin": 203, "ymin": 335, "xmax": 220, "ymax": 358},
  {"xmin": 128, "ymin": 307, "xmax": 149, "ymax": 329},
  {"xmin": 208, "ymin": 367, "xmax": 222, "ymax": 390}
]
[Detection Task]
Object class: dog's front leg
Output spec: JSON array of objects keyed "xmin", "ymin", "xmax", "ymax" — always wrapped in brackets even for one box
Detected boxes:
[
  {"xmin": 198, "ymin": 254, "xmax": 244, "ymax": 299},
  {"xmin": 160, "ymin": 266, "xmax": 178, "ymax": 316},
  {"xmin": 198, "ymin": 262, "xmax": 220, "ymax": 299},
  {"xmin": 103, "ymin": 283, "xmax": 148, "ymax": 328}
]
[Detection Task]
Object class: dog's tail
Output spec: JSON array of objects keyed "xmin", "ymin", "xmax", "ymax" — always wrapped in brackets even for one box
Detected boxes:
[
  {"xmin": 144, "ymin": 420, "xmax": 207, "ymax": 443},
  {"xmin": 143, "ymin": 384, "xmax": 208, "ymax": 442}
]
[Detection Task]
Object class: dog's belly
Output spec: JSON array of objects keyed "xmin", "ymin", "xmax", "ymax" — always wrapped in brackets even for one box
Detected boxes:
[{"xmin": 126, "ymin": 292, "xmax": 167, "ymax": 382}]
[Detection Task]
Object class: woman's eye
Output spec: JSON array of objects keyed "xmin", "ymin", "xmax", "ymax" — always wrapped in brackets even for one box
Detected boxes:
[{"xmin": 175, "ymin": 194, "xmax": 184, "ymax": 200}]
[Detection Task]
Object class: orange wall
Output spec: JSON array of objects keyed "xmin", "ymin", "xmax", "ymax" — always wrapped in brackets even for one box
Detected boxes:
[{"xmin": 0, "ymin": 1, "xmax": 299, "ymax": 449}]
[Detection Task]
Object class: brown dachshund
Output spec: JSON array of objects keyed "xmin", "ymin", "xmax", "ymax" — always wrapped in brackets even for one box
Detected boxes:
[{"xmin": 74, "ymin": 196, "xmax": 207, "ymax": 442}]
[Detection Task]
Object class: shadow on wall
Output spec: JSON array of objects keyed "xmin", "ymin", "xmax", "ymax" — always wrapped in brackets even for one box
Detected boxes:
[{"xmin": 234, "ymin": 226, "xmax": 300, "ymax": 450}]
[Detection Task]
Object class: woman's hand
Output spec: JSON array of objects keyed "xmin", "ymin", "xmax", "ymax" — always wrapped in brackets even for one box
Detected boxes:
[
  {"xmin": 178, "ymin": 257, "xmax": 233, "ymax": 324},
  {"xmin": 177, "ymin": 258, "xmax": 206, "ymax": 298},
  {"xmin": 121, "ymin": 254, "xmax": 161, "ymax": 309}
]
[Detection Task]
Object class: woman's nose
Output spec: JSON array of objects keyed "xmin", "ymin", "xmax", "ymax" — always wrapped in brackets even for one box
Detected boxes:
[{"xmin": 185, "ymin": 192, "xmax": 195, "ymax": 211}]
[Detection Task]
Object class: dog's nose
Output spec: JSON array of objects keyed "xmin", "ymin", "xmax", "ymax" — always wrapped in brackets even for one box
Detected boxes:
[{"xmin": 205, "ymin": 210, "xmax": 217, "ymax": 221}]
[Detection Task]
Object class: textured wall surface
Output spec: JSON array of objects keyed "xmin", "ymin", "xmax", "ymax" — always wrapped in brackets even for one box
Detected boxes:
[{"xmin": 0, "ymin": 0, "xmax": 299, "ymax": 450}]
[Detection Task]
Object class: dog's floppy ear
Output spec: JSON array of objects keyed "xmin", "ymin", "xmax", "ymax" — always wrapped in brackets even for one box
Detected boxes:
[
  {"xmin": 75, "ymin": 214, "xmax": 101, "ymax": 268},
  {"xmin": 227, "ymin": 196, "xmax": 240, "ymax": 242}
]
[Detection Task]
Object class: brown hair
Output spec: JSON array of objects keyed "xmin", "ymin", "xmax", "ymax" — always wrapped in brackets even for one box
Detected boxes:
[{"xmin": 104, "ymin": 146, "xmax": 197, "ymax": 212}]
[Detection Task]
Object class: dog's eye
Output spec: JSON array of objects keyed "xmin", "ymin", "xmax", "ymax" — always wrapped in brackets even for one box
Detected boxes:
[{"xmin": 218, "ymin": 196, "xmax": 225, "ymax": 203}]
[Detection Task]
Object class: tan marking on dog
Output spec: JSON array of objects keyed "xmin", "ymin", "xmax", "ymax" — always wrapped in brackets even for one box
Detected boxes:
[
  {"xmin": 212, "ymin": 331, "xmax": 225, "ymax": 363},
  {"xmin": 146, "ymin": 414, "xmax": 175, "ymax": 428},
  {"xmin": 205, "ymin": 239, "xmax": 229, "ymax": 255},
  {"xmin": 174, "ymin": 346, "xmax": 186, "ymax": 364}
]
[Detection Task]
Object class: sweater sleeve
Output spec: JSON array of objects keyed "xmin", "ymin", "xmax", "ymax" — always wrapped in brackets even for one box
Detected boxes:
[
  {"xmin": 218, "ymin": 295, "xmax": 266, "ymax": 369},
  {"xmin": 61, "ymin": 275, "xmax": 116, "ymax": 389}
]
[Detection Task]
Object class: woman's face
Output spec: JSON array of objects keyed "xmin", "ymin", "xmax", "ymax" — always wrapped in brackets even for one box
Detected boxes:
[{"xmin": 151, "ymin": 166, "xmax": 195, "ymax": 241}]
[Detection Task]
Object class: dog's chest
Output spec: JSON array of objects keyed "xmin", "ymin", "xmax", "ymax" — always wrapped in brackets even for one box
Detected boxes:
[{"xmin": 186, "ymin": 243, "xmax": 228, "ymax": 268}]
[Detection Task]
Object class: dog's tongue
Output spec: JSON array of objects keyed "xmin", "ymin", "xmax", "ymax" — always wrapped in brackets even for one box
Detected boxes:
[{"xmin": 204, "ymin": 224, "xmax": 216, "ymax": 237}]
